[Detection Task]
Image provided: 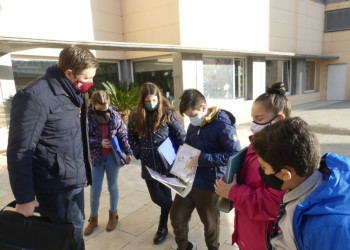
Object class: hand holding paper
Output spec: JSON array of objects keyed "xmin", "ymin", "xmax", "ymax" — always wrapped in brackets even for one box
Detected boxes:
[
  {"xmin": 170, "ymin": 144, "xmax": 201, "ymax": 183},
  {"xmin": 147, "ymin": 143, "xmax": 201, "ymax": 198},
  {"xmin": 188, "ymin": 155, "xmax": 199, "ymax": 169}
]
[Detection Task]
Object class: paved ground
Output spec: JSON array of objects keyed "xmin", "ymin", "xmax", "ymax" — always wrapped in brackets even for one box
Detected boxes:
[{"xmin": 0, "ymin": 100, "xmax": 349, "ymax": 250}]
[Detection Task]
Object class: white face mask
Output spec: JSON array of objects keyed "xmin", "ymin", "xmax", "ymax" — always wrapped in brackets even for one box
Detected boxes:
[
  {"xmin": 250, "ymin": 115, "xmax": 279, "ymax": 134},
  {"xmin": 189, "ymin": 107, "xmax": 207, "ymax": 126},
  {"xmin": 250, "ymin": 121, "xmax": 270, "ymax": 134},
  {"xmin": 189, "ymin": 115, "xmax": 204, "ymax": 126}
]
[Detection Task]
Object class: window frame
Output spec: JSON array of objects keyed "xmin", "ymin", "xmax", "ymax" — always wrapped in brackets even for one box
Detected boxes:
[
  {"xmin": 202, "ymin": 55, "xmax": 246, "ymax": 100},
  {"xmin": 265, "ymin": 58, "xmax": 292, "ymax": 95},
  {"xmin": 304, "ymin": 60, "xmax": 317, "ymax": 93}
]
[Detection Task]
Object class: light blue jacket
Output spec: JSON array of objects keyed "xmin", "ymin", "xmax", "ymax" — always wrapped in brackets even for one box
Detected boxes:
[{"xmin": 293, "ymin": 153, "xmax": 350, "ymax": 250}]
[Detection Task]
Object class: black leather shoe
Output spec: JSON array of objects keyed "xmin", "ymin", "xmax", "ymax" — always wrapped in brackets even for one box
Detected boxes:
[{"xmin": 153, "ymin": 227, "xmax": 168, "ymax": 244}]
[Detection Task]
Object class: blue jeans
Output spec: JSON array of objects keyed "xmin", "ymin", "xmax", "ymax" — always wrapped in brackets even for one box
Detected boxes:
[
  {"xmin": 36, "ymin": 187, "xmax": 85, "ymax": 250},
  {"xmin": 90, "ymin": 153, "xmax": 120, "ymax": 217}
]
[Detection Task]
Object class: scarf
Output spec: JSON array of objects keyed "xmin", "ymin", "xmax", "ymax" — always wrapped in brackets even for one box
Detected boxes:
[
  {"xmin": 94, "ymin": 109, "xmax": 111, "ymax": 124},
  {"xmin": 46, "ymin": 65, "xmax": 84, "ymax": 107}
]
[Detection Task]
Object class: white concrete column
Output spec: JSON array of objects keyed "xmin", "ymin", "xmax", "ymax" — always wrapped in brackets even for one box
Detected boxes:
[
  {"xmin": 0, "ymin": 53, "xmax": 16, "ymax": 151},
  {"xmin": 252, "ymin": 61, "xmax": 266, "ymax": 99},
  {"xmin": 172, "ymin": 53, "xmax": 203, "ymax": 128},
  {"xmin": 0, "ymin": 54, "xmax": 16, "ymax": 101}
]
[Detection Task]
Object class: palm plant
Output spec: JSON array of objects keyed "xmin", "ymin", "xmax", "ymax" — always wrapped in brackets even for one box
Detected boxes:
[{"xmin": 101, "ymin": 81, "xmax": 140, "ymax": 125}]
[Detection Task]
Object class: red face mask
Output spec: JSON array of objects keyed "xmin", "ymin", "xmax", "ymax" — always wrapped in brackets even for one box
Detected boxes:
[{"xmin": 72, "ymin": 80, "xmax": 94, "ymax": 94}]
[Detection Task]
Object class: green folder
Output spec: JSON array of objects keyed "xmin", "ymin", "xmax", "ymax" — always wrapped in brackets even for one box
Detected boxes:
[{"xmin": 216, "ymin": 146, "xmax": 248, "ymax": 213}]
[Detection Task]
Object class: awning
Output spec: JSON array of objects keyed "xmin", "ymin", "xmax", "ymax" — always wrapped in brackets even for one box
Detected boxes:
[{"xmin": 0, "ymin": 36, "xmax": 339, "ymax": 60}]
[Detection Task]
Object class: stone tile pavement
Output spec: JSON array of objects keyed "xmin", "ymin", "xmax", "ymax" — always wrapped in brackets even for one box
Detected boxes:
[{"xmin": 0, "ymin": 101, "xmax": 349, "ymax": 249}]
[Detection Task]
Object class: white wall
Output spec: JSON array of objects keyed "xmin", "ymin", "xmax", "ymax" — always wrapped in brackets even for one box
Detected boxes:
[
  {"xmin": 179, "ymin": 0, "xmax": 324, "ymax": 55},
  {"xmin": 0, "ymin": 0, "xmax": 95, "ymax": 57},
  {"xmin": 179, "ymin": 0, "xmax": 270, "ymax": 51}
]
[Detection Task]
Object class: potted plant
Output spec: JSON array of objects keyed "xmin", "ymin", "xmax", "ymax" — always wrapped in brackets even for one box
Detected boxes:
[{"xmin": 101, "ymin": 81, "xmax": 140, "ymax": 126}]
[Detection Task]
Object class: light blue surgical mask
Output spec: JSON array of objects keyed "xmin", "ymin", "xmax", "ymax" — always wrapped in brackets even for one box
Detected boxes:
[
  {"xmin": 145, "ymin": 101, "xmax": 158, "ymax": 111},
  {"xmin": 189, "ymin": 115, "xmax": 204, "ymax": 126}
]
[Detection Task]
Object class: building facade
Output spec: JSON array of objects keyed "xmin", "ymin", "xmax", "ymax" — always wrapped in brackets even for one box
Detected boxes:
[{"xmin": 0, "ymin": 0, "xmax": 349, "ymax": 150}]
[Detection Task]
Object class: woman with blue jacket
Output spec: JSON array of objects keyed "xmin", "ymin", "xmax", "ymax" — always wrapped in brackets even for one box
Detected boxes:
[{"xmin": 128, "ymin": 82, "xmax": 186, "ymax": 245}]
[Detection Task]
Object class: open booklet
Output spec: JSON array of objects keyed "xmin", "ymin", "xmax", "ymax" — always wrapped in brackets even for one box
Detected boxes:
[
  {"xmin": 146, "ymin": 143, "xmax": 201, "ymax": 198},
  {"xmin": 157, "ymin": 137, "xmax": 177, "ymax": 169},
  {"xmin": 216, "ymin": 146, "xmax": 248, "ymax": 213}
]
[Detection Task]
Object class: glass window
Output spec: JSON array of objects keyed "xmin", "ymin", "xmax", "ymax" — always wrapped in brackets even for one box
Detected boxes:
[
  {"xmin": 203, "ymin": 58, "xmax": 234, "ymax": 99},
  {"xmin": 133, "ymin": 58, "xmax": 174, "ymax": 103},
  {"xmin": 93, "ymin": 62, "xmax": 120, "ymax": 90},
  {"xmin": 305, "ymin": 61, "xmax": 316, "ymax": 91},
  {"xmin": 325, "ymin": 8, "xmax": 350, "ymax": 32},
  {"xmin": 266, "ymin": 60, "xmax": 291, "ymax": 93},
  {"xmin": 12, "ymin": 60, "xmax": 120, "ymax": 92},
  {"xmin": 12, "ymin": 59, "xmax": 57, "ymax": 90}
]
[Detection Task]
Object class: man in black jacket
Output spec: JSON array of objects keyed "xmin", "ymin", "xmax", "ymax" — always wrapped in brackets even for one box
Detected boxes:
[{"xmin": 7, "ymin": 45, "xmax": 99, "ymax": 250}]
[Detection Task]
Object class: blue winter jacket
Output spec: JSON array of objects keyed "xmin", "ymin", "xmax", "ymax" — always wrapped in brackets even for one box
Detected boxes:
[
  {"xmin": 293, "ymin": 153, "xmax": 350, "ymax": 250},
  {"xmin": 185, "ymin": 108, "xmax": 241, "ymax": 192}
]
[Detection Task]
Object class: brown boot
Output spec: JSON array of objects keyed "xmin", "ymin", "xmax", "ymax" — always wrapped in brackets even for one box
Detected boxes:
[
  {"xmin": 106, "ymin": 210, "xmax": 119, "ymax": 232},
  {"xmin": 84, "ymin": 215, "xmax": 98, "ymax": 236}
]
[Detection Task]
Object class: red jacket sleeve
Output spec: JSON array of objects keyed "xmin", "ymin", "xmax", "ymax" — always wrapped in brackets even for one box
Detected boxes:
[{"xmin": 228, "ymin": 143, "xmax": 285, "ymax": 220}]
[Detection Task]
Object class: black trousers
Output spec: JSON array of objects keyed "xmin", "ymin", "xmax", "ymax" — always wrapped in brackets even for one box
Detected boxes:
[{"xmin": 145, "ymin": 178, "xmax": 173, "ymax": 226}]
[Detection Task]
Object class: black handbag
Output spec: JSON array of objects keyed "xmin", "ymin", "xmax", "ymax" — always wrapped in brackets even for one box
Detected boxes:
[{"xmin": 0, "ymin": 201, "xmax": 75, "ymax": 250}]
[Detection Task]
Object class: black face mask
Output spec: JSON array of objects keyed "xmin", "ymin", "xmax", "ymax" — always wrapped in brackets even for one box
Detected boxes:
[
  {"xmin": 94, "ymin": 109, "xmax": 109, "ymax": 116},
  {"xmin": 93, "ymin": 108, "xmax": 111, "ymax": 124},
  {"xmin": 259, "ymin": 167, "xmax": 284, "ymax": 190}
]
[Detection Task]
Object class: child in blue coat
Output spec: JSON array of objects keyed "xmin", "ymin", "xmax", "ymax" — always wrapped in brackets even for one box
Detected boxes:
[
  {"xmin": 253, "ymin": 117, "xmax": 350, "ymax": 250},
  {"xmin": 170, "ymin": 89, "xmax": 241, "ymax": 250}
]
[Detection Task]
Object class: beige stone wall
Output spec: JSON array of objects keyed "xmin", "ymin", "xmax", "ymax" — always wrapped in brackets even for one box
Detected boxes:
[
  {"xmin": 91, "ymin": 0, "xmax": 125, "ymax": 60},
  {"xmin": 269, "ymin": 0, "xmax": 324, "ymax": 54},
  {"xmin": 322, "ymin": 2, "xmax": 350, "ymax": 101},
  {"xmin": 121, "ymin": 0, "xmax": 180, "ymax": 59}
]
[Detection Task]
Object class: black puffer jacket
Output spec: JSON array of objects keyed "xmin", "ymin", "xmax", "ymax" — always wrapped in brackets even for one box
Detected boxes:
[
  {"xmin": 128, "ymin": 110, "xmax": 186, "ymax": 179},
  {"xmin": 7, "ymin": 71, "xmax": 91, "ymax": 204}
]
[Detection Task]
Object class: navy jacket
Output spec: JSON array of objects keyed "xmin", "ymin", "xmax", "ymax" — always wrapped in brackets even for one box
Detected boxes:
[
  {"xmin": 7, "ymin": 72, "xmax": 91, "ymax": 204},
  {"xmin": 186, "ymin": 108, "xmax": 241, "ymax": 191},
  {"xmin": 128, "ymin": 110, "xmax": 186, "ymax": 179}
]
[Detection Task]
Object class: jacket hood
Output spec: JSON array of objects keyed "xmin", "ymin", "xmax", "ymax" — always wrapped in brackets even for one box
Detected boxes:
[
  {"xmin": 293, "ymin": 153, "xmax": 350, "ymax": 248},
  {"xmin": 202, "ymin": 107, "xmax": 236, "ymax": 127},
  {"xmin": 295, "ymin": 153, "xmax": 350, "ymax": 217}
]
